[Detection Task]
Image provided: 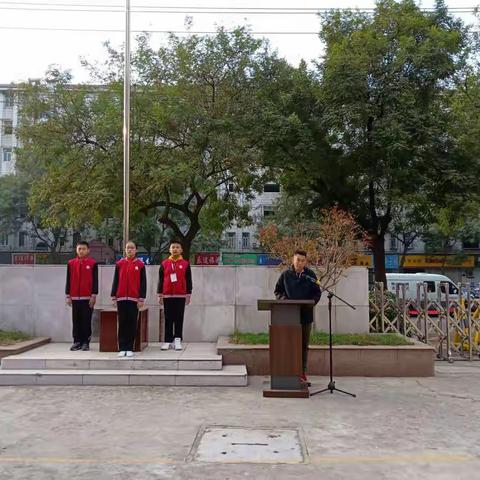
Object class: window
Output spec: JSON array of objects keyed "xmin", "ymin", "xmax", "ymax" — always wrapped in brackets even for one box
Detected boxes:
[
  {"xmin": 0, "ymin": 233, "xmax": 8, "ymax": 246},
  {"xmin": 389, "ymin": 236, "xmax": 398, "ymax": 251},
  {"xmin": 263, "ymin": 206, "xmax": 276, "ymax": 218},
  {"xmin": 3, "ymin": 120, "xmax": 12, "ymax": 135},
  {"xmin": 263, "ymin": 183, "xmax": 280, "ymax": 193},
  {"xmin": 426, "ymin": 281, "xmax": 435, "ymax": 293},
  {"xmin": 3, "ymin": 91, "xmax": 14, "ymax": 107},
  {"xmin": 2, "ymin": 148, "xmax": 12, "ymax": 162},
  {"xmin": 440, "ymin": 283, "xmax": 459, "ymax": 295},
  {"xmin": 18, "ymin": 232, "xmax": 27, "ymax": 247},
  {"xmin": 226, "ymin": 232, "xmax": 236, "ymax": 249},
  {"xmin": 242, "ymin": 232, "xmax": 250, "ymax": 249}
]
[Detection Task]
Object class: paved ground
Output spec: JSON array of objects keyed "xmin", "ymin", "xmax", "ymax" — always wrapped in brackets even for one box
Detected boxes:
[{"xmin": 1, "ymin": 362, "xmax": 480, "ymax": 480}]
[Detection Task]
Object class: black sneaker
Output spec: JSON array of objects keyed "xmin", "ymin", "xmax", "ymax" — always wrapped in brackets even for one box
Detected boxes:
[
  {"xmin": 70, "ymin": 342, "xmax": 82, "ymax": 351},
  {"xmin": 81, "ymin": 344, "xmax": 90, "ymax": 351}
]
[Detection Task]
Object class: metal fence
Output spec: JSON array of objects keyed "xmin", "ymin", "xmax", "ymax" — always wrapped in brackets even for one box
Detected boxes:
[{"xmin": 370, "ymin": 282, "xmax": 480, "ymax": 362}]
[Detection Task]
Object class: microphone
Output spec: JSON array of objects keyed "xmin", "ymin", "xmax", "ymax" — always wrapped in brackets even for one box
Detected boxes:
[{"xmin": 301, "ymin": 272, "xmax": 322, "ymax": 288}]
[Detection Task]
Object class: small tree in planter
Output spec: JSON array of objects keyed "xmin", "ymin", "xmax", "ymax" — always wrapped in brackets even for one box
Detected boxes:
[{"xmin": 259, "ymin": 206, "xmax": 366, "ymax": 290}]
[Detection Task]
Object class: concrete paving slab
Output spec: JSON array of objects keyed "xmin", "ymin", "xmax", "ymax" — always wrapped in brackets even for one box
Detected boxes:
[
  {"xmin": 0, "ymin": 362, "xmax": 480, "ymax": 479},
  {"xmin": 190, "ymin": 426, "xmax": 305, "ymax": 464}
]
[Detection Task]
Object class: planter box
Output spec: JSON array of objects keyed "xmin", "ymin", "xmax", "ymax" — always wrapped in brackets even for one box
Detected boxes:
[
  {"xmin": 217, "ymin": 336, "xmax": 435, "ymax": 377},
  {"xmin": 0, "ymin": 337, "xmax": 51, "ymax": 361}
]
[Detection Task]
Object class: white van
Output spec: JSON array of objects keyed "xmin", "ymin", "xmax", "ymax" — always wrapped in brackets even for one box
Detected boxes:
[{"xmin": 386, "ymin": 273, "xmax": 459, "ymax": 302}]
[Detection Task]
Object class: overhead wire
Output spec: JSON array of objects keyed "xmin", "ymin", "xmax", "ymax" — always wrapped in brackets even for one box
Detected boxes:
[{"xmin": 0, "ymin": 2, "xmax": 478, "ymax": 14}]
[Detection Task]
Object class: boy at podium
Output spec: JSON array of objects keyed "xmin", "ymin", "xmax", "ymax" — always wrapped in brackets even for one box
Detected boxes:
[{"xmin": 274, "ymin": 250, "xmax": 321, "ymax": 383}]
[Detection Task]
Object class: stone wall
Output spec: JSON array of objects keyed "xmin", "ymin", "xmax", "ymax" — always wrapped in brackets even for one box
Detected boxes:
[{"xmin": 0, "ymin": 265, "xmax": 369, "ymax": 341}]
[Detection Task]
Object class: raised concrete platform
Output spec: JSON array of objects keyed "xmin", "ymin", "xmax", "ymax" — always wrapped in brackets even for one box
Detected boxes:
[
  {"xmin": 217, "ymin": 336, "xmax": 435, "ymax": 376},
  {"xmin": 1, "ymin": 342, "xmax": 223, "ymax": 370},
  {"xmin": 0, "ymin": 342, "xmax": 247, "ymax": 386},
  {"xmin": 0, "ymin": 337, "xmax": 50, "ymax": 360}
]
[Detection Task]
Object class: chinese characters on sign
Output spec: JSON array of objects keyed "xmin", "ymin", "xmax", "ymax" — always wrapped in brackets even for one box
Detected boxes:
[
  {"xmin": 195, "ymin": 253, "xmax": 220, "ymax": 266},
  {"xmin": 12, "ymin": 253, "xmax": 34, "ymax": 265}
]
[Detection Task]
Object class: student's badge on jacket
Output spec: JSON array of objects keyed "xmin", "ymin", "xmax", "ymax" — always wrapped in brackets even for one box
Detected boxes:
[{"xmin": 170, "ymin": 273, "xmax": 178, "ymax": 283}]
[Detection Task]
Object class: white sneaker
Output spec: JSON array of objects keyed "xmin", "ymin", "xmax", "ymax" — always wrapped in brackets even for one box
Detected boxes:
[
  {"xmin": 174, "ymin": 338, "xmax": 182, "ymax": 351},
  {"xmin": 117, "ymin": 351, "xmax": 126, "ymax": 357},
  {"xmin": 125, "ymin": 351, "xmax": 134, "ymax": 357},
  {"xmin": 161, "ymin": 342, "xmax": 171, "ymax": 351}
]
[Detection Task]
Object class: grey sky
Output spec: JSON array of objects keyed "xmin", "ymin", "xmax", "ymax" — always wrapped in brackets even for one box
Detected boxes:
[{"xmin": 0, "ymin": 0, "xmax": 476, "ymax": 84}]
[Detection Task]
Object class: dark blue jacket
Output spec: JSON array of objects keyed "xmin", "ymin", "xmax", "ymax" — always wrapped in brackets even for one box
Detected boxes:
[{"xmin": 274, "ymin": 266, "xmax": 322, "ymax": 324}]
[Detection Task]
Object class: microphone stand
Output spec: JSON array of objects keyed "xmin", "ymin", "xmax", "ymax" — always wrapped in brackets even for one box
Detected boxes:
[{"xmin": 310, "ymin": 288, "xmax": 357, "ymax": 398}]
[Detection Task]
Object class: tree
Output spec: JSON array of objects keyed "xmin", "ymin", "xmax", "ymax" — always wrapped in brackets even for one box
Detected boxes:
[
  {"xmin": 421, "ymin": 202, "xmax": 480, "ymax": 273},
  {"xmin": 260, "ymin": 0, "xmax": 477, "ymax": 286},
  {"xmin": 0, "ymin": 173, "xmax": 69, "ymax": 254},
  {"xmin": 259, "ymin": 207, "xmax": 366, "ymax": 290},
  {"xmin": 389, "ymin": 200, "xmax": 431, "ymax": 269},
  {"xmin": 0, "ymin": 174, "xmax": 26, "ymax": 234},
  {"xmin": 16, "ymin": 28, "xmax": 281, "ymax": 258}
]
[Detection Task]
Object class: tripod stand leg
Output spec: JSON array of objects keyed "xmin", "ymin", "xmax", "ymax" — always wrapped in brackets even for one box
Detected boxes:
[
  {"xmin": 309, "ymin": 293, "xmax": 357, "ymax": 398},
  {"xmin": 310, "ymin": 387, "xmax": 330, "ymax": 396},
  {"xmin": 332, "ymin": 387, "xmax": 356, "ymax": 398},
  {"xmin": 310, "ymin": 385, "xmax": 356, "ymax": 397}
]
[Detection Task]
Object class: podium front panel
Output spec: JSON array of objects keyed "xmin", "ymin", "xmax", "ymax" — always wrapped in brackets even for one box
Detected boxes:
[
  {"xmin": 259, "ymin": 299, "xmax": 311, "ymax": 397},
  {"xmin": 269, "ymin": 324, "xmax": 302, "ymax": 391},
  {"xmin": 270, "ymin": 304, "xmax": 301, "ymax": 325},
  {"xmin": 269, "ymin": 325, "xmax": 302, "ymax": 375}
]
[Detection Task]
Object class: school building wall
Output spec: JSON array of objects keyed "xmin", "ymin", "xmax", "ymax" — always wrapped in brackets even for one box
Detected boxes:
[{"xmin": 0, "ymin": 265, "xmax": 369, "ymax": 342}]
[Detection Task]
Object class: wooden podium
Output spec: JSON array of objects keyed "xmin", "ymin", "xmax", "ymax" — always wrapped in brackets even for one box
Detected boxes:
[
  {"xmin": 258, "ymin": 299, "xmax": 314, "ymax": 398},
  {"xmin": 99, "ymin": 308, "xmax": 149, "ymax": 352}
]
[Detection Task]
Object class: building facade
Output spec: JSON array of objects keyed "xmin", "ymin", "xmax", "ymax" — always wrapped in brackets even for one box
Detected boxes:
[{"xmin": 0, "ymin": 85, "xmax": 17, "ymax": 177}]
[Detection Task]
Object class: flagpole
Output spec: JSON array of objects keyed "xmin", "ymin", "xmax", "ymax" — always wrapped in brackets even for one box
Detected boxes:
[{"xmin": 122, "ymin": 0, "xmax": 131, "ymax": 248}]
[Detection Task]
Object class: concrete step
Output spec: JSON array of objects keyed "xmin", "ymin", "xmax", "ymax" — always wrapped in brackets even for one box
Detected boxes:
[
  {"xmin": 0, "ymin": 365, "xmax": 248, "ymax": 386},
  {"xmin": 1, "ymin": 342, "xmax": 223, "ymax": 371}
]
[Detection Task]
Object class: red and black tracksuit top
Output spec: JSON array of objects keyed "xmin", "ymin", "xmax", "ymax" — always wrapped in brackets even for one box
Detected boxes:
[
  {"xmin": 157, "ymin": 256, "xmax": 192, "ymax": 298},
  {"xmin": 65, "ymin": 257, "xmax": 98, "ymax": 300},
  {"xmin": 111, "ymin": 257, "xmax": 147, "ymax": 302}
]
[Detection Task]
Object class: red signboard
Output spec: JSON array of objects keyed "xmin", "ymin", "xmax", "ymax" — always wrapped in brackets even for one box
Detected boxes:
[
  {"xmin": 12, "ymin": 253, "xmax": 35, "ymax": 265},
  {"xmin": 194, "ymin": 253, "xmax": 220, "ymax": 266}
]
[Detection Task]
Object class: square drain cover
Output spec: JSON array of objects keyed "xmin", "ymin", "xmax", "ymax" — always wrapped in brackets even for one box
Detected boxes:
[{"xmin": 189, "ymin": 426, "xmax": 306, "ymax": 464}]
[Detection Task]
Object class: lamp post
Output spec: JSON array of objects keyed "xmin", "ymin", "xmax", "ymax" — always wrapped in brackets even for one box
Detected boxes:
[{"xmin": 122, "ymin": 0, "xmax": 131, "ymax": 248}]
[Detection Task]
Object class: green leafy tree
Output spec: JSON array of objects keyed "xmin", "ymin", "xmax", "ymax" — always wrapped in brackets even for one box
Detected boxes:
[
  {"xmin": 260, "ymin": 0, "xmax": 476, "ymax": 285},
  {"xmin": 16, "ymin": 28, "xmax": 280, "ymax": 258},
  {"xmin": 0, "ymin": 173, "xmax": 69, "ymax": 254}
]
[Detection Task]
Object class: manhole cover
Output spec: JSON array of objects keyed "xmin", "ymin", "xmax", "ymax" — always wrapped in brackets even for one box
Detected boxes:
[{"xmin": 189, "ymin": 426, "xmax": 307, "ymax": 464}]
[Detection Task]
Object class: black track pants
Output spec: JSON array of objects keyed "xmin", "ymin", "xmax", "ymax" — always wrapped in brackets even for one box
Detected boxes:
[
  {"xmin": 72, "ymin": 300, "xmax": 92, "ymax": 345},
  {"xmin": 117, "ymin": 300, "xmax": 138, "ymax": 351},
  {"xmin": 163, "ymin": 297, "xmax": 186, "ymax": 343}
]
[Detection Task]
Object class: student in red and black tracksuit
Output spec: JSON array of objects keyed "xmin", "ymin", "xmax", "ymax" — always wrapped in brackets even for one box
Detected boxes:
[
  {"xmin": 157, "ymin": 240, "xmax": 192, "ymax": 351},
  {"xmin": 65, "ymin": 241, "xmax": 98, "ymax": 351},
  {"xmin": 110, "ymin": 241, "xmax": 147, "ymax": 357}
]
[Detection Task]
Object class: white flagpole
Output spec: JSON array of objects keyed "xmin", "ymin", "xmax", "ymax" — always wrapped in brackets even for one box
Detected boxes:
[{"xmin": 122, "ymin": 0, "xmax": 131, "ymax": 248}]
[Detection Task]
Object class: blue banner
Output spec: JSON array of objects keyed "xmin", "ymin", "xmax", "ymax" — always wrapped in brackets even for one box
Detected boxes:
[
  {"xmin": 385, "ymin": 254, "xmax": 399, "ymax": 269},
  {"xmin": 257, "ymin": 254, "xmax": 282, "ymax": 266}
]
